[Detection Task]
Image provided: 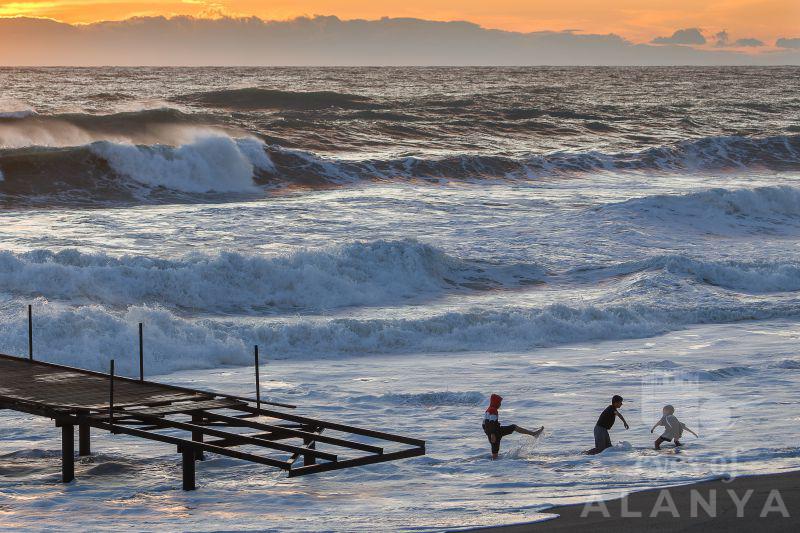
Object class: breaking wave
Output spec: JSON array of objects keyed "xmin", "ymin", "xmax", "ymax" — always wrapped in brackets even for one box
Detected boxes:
[
  {"xmin": 0, "ymin": 135, "xmax": 272, "ymax": 201},
  {"xmin": 0, "ymin": 241, "xmax": 545, "ymax": 312},
  {"xmin": 1, "ymin": 298, "xmax": 798, "ymax": 374},
  {"xmin": 175, "ymin": 88, "xmax": 376, "ymax": 110},
  {"xmin": 90, "ymin": 136, "xmax": 269, "ymax": 193},
  {"xmin": 1, "ymin": 135, "xmax": 797, "ymax": 205}
]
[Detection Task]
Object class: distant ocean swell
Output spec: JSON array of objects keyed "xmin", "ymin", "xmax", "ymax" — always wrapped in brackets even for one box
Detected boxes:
[
  {"xmin": 0, "ymin": 133, "xmax": 798, "ymax": 202},
  {"xmin": 174, "ymin": 88, "xmax": 377, "ymax": 111}
]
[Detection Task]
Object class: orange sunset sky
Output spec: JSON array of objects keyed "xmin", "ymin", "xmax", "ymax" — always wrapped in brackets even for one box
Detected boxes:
[{"xmin": 0, "ymin": 0, "xmax": 797, "ymax": 45}]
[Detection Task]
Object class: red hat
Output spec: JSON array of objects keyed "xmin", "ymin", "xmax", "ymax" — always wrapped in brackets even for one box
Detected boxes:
[{"xmin": 486, "ymin": 394, "xmax": 503, "ymax": 415}]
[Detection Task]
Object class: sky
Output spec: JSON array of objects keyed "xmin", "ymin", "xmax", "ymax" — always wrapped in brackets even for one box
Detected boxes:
[
  {"xmin": 0, "ymin": 0, "xmax": 797, "ymax": 45},
  {"xmin": 0, "ymin": 1, "xmax": 799, "ymax": 65}
]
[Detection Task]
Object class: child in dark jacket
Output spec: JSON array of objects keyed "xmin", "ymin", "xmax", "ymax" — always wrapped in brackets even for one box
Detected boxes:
[
  {"xmin": 585, "ymin": 394, "xmax": 629, "ymax": 455},
  {"xmin": 482, "ymin": 394, "xmax": 543, "ymax": 459}
]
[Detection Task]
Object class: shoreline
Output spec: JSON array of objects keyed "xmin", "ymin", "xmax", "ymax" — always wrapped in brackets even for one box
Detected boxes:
[{"xmin": 464, "ymin": 469, "xmax": 800, "ymax": 532}]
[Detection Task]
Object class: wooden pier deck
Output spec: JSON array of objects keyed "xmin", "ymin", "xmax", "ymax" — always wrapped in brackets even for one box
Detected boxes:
[{"xmin": 0, "ymin": 353, "xmax": 425, "ymax": 490}]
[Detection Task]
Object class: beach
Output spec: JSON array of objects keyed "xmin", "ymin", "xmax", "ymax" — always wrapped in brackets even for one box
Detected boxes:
[{"xmin": 472, "ymin": 470, "xmax": 799, "ymax": 531}]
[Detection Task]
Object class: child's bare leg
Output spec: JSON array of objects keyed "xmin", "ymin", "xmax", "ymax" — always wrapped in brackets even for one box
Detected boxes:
[
  {"xmin": 515, "ymin": 425, "xmax": 544, "ymax": 437},
  {"xmin": 674, "ymin": 440, "xmax": 682, "ymax": 447},
  {"xmin": 654, "ymin": 437, "xmax": 664, "ymax": 450}
]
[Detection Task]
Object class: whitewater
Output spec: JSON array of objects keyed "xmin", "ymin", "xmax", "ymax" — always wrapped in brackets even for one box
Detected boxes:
[{"xmin": 0, "ymin": 66, "xmax": 799, "ymax": 531}]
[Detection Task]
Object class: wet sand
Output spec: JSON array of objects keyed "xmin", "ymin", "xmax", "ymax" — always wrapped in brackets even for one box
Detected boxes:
[{"xmin": 466, "ymin": 470, "xmax": 799, "ymax": 532}]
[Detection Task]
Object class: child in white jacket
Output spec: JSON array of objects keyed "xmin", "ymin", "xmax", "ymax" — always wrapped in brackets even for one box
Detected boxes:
[{"xmin": 651, "ymin": 404, "xmax": 698, "ymax": 449}]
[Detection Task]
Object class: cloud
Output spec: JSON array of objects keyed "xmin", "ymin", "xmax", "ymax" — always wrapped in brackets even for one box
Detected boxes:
[
  {"xmin": 715, "ymin": 32, "xmax": 764, "ymax": 48},
  {"xmin": 732, "ymin": 38, "xmax": 763, "ymax": 47},
  {"xmin": 0, "ymin": 15, "xmax": 797, "ymax": 66},
  {"xmin": 651, "ymin": 28, "xmax": 706, "ymax": 45},
  {"xmin": 777, "ymin": 37, "xmax": 800, "ymax": 49}
]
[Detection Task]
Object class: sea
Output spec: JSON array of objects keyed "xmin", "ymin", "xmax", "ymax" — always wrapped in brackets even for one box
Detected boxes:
[{"xmin": 0, "ymin": 67, "xmax": 799, "ymax": 530}]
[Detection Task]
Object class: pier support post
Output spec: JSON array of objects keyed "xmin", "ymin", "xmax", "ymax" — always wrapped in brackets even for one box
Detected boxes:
[
  {"xmin": 181, "ymin": 447, "xmax": 196, "ymax": 491},
  {"xmin": 62, "ymin": 424, "xmax": 74, "ymax": 483},
  {"xmin": 78, "ymin": 423, "xmax": 90, "ymax": 456},
  {"xmin": 191, "ymin": 413, "xmax": 205, "ymax": 461}
]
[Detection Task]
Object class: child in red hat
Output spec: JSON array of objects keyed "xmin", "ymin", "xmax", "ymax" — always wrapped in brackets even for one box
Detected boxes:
[{"xmin": 483, "ymin": 394, "xmax": 543, "ymax": 459}]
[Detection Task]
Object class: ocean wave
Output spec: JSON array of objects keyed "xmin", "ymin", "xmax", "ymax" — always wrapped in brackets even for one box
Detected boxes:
[
  {"xmin": 1, "ymin": 135, "xmax": 797, "ymax": 205},
  {"xmin": 262, "ymin": 134, "xmax": 800, "ymax": 184},
  {"xmin": 1, "ymin": 299, "xmax": 797, "ymax": 375},
  {"xmin": 0, "ymin": 99, "xmax": 37, "ymax": 119},
  {"xmin": 578, "ymin": 254, "xmax": 800, "ymax": 293},
  {"xmin": 0, "ymin": 107, "xmax": 224, "ymax": 149},
  {"xmin": 350, "ymin": 391, "xmax": 486, "ymax": 407},
  {"xmin": 597, "ymin": 184, "xmax": 800, "ymax": 233},
  {"xmin": 0, "ymin": 241, "xmax": 545, "ymax": 312},
  {"xmin": 770, "ymin": 359, "xmax": 800, "ymax": 369},
  {"xmin": 675, "ymin": 366, "xmax": 755, "ymax": 382},
  {"xmin": 90, "ymin": 136, "xmax": 269, "ymax": 193},
  {"xmin": 0, "ymin": 135, "xmax": 272, "ymax": 200},
  {"xmin": 601, "ymin": 184, "xmax": 800, "ymax": 219},
  {"xmin": 0, "ymin": 109, "xmax": 37, "ymax": 119},
  {"xmin": 175, "ymin": 88, "xmax": 376, "ymax": 110},
  {"xmin": 0, "ymin": 107, "xmax": 204, "ymax": 128}
]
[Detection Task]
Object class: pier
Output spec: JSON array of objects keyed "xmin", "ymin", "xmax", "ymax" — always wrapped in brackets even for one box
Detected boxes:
[{"xmin": 0, "ymin": 310, "xmax": 425, "ymax": 490}]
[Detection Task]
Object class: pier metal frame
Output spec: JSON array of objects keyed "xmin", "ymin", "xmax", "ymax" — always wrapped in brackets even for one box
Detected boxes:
[{"xmin": 0, "ymin": 353, "xmax": 425, "ymax": 490}]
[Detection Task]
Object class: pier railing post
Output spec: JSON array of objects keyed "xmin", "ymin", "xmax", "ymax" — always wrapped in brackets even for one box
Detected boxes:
[
  {"xmin": 254, "ymin": 345, "xmax": 261, "ymax": 411},
  {"xmin": 109, "ymin": 359, "xmax": 115, "ymax": 426},
  {"xmin": 62, "ymin": 423, "xmax": 74, "ymax": 483},
  {"xmin": 138, "ymin": 323, "xmax": 144, "ymax": 382},
  {"xmin": 28, "ymin": 304, "xmax": 33, "ymax": 361}
]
